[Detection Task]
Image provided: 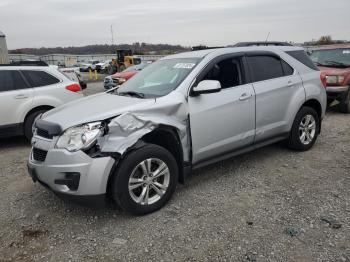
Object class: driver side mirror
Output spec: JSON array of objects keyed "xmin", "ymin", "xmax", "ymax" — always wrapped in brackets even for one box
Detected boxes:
[{"xmin": 191, "ymin": 80, "xmax": 221, "ymax": 96}]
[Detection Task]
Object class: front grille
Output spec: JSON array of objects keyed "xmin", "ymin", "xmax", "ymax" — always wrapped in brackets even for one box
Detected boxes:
[
  {"xmin": 32, "ymin": 148, "xmax": 48, "ymax": 162},
  {"xmin": 36, "ymin": 128, "xmax": 53, "ymax": 139}
]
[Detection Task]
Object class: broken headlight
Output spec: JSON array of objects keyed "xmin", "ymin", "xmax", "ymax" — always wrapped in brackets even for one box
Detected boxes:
[{"xmin": 56, "ymin": 122, "xmax": 105, "ymax": 152}]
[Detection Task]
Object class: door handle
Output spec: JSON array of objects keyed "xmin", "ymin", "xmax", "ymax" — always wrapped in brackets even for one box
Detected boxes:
[
  {"xmin": 287, "ymin": 81, "xmax": 294, "ymax": 87},
  {"xmin": 239, "ymin": 93, "xmax": 252, "ymax": 101},
  {"xmin": 14, "ymin": 94, "xmax": 28, "ymax": 99}
]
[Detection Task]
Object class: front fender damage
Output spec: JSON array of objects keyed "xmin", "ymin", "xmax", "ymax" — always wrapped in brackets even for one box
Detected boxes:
[{"xmin": 96, "ymin": 93, "xmax": 190, "ymax": 162}]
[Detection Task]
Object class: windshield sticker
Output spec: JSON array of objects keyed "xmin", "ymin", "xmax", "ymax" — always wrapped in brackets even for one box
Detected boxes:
[
  {"xmin": 173, "ymin": 63, "xmax": 196, "ymax": 69},
  {"xmin": 343, "ymin": 50, "xmax": 350, "ymax": 54}
]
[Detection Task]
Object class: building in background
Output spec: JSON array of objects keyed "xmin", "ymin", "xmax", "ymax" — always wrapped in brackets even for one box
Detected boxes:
[{"xmin": 0, "ymin": 30, "xmax": 9, "ymax": 64}]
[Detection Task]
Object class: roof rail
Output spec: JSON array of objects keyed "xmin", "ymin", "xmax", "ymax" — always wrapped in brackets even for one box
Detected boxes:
[
  {"xmin": 233, "ymin": 42, "xmax": 293, "ymax": 47},
  {"xmin": 192, "ymin": 45, "xmax": 224, "ymax": 51},
  {"xmin": 0, "ymin": 61, "xmax": 49, "ymax": 67}
]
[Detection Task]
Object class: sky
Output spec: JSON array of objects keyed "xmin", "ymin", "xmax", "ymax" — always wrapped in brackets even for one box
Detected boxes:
[{"xmin": 0, "ymin": 0, "xmax": 349, "ymax": 49}]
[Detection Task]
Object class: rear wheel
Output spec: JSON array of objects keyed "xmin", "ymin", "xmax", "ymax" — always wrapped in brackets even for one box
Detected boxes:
[
  {"xmin": 110, "ymin": 144, "xmax": 178, "ymax": 215},
  {"xmin": 288, "ymin": 107, "xmax": 320, "ymax": 151},
  {"xmin": 24, "ymin": 109, "xmax": 48, "ymax": 140},
  {"xmin": 339, "ymin": 90, "xmax": 350, "ymax": 114}
]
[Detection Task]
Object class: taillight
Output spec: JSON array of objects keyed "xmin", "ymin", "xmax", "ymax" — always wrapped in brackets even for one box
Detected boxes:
[
  {"xmin": 66, "ymin": 83, "xmax": 82, "ymax": 92},
  {"xmin": 320, "ymin": 72, "xmax": 327, "ymax": 88}
]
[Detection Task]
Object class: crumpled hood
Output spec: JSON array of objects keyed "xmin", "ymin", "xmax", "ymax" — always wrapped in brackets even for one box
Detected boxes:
[
  {"xmin": 42, "ymin": 92, "xmax": 156, "ymax": 130},
  {"xmin": 112, "ymin": 71, "xmax": 137, "ymax": 80}
]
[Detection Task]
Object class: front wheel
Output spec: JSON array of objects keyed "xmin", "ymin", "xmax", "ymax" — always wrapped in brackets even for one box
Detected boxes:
[
  {"xmin": 288, "ymin": 106, "xmax": 320, "ymax": 151},
  {"xmin": 110, "ymin": 144, "xmax": 178, "ymax": 215}
]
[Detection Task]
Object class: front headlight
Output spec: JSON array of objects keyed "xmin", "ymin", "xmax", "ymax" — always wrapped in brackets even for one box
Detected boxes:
[
  {"xmin": 56, "ymin": 122, "xmax": 104, "ymax": 152},
  {"xmin": 326, "ymin": 75, "xmax": 345, "ymax": 85},
  {"xmin": 116, "ymin": 77, "xmax": 126, "ymax": 84}
]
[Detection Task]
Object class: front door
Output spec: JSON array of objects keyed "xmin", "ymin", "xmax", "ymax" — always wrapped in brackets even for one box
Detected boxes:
[{"xmin": 188, "ymin": 55, "xmax": 256, "ymax": 164}]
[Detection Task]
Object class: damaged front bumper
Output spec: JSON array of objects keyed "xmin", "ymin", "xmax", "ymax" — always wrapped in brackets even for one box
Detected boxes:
[{"xmin": 27, "ymin": 136, "xmax": 115, "ymax": 205}]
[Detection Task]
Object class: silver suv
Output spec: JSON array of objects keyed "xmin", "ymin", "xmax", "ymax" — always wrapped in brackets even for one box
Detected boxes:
[{"xmin": 27, "ymin": 46, "xmax": 327, "ymax": 215}]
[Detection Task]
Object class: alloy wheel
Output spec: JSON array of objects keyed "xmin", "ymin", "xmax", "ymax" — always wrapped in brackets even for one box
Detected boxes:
[
  {"xmin": 128, "ymin": 158, "xmax": 170, "ymax": 205},
  {"xmin": 299, "ymin": 114, "xmax": 316, "ymax": 145}
]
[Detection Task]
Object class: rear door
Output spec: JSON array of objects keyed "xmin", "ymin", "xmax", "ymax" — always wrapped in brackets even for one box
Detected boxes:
[
  {"xmin": 246, "ymin": 52, "xmax": 305, "ymax": 143},
  {"xmin": 0, "ymin": 70, "xmax": 33, "ymax": 126}
]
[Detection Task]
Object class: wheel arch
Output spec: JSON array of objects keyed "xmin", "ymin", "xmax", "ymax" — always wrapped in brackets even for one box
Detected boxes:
[
  {"xmin": 141, "ymin": 125, "xmax": 186, "ymax": 184},
  {"xmin": 23, "ymin": 105, "xmax": 54, "ymax": 125},
  {"xmin": 300, "ymin": 99, "xmax": 323, "ymax": 133}
]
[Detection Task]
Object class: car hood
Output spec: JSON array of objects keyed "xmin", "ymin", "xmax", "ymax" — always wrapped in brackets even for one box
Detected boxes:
[
  {"xmin": 42, "ymin": 93, "xmax": 156, "ymax": 130},
  {"xmin": 112, "ymin": 71, "xmax": 137, "ymax": 79},
  {"xmin": 319, "ymin": 66, "xmax": 350, "ymax": 75}
]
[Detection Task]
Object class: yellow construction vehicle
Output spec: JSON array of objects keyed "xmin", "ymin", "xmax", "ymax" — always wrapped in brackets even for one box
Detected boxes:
[{"xmin": 108, "ymin": 50, "xmax": 142, "ymax": 74}]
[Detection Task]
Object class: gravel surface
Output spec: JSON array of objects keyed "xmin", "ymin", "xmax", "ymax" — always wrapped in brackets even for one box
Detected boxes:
[{"xmin": 0, "ymin": 85, "xmax": 349, "ymax": 261}]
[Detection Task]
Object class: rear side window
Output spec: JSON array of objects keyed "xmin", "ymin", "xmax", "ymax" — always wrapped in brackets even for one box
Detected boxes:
[
  {"xmin": 247, "ymin": 56, "xmax": 284, "ymax": 82},
  {"xmin": 0, "ymin": 70, "xmax": 28, "ymax": 92},
  {"xmin": 21, "ymin": 70, "xmax": 60, "ymax": 87},
  {"xmin": 281, "ymin": 60, "xmax": 294, "ymax": 76},
  {"xmin": 286, "ymin": 50, "xmax": 319, "ymax": 71}
]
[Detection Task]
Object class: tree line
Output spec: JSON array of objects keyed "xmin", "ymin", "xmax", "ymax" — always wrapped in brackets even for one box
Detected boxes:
[{"xmin": 9, "ymin": 43, "xmax": 190, "ymax": 55}]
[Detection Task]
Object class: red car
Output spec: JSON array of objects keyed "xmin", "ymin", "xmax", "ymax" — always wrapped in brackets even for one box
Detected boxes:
[
  {"xmin": 104, "ymin": 62, "xmax": 151, "ymax": 89},
  {"xmin": 310, "ymin": 45, "xmax": 350, "ymax": 113}
]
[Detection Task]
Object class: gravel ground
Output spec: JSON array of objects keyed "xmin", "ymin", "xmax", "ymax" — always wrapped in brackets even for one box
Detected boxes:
[{"xmin": 0, "ymin": 84, "xmax": 349, "ymax": 261}]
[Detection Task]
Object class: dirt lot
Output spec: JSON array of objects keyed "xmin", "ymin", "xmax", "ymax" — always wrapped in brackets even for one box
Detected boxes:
[{"xmin": 0, "ymin": 84, "xmax": 349, "ymax": 261}]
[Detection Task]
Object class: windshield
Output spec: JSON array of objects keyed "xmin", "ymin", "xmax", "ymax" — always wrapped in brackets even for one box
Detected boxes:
[
  {"xmin": 310, "ymin": 48, "xmax": 350, "ymax": 67},
  {"xmin": 115, "ymin": 58, "xmax": 201, "ymax": 98}
]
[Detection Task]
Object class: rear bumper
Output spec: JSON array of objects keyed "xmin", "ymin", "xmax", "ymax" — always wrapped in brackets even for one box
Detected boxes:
[
  {"xmin": 326, "ymin": 85, "xmax": 348, "ymax": 93},
  {"xmin": 326, "ymin": 85, "xmax": 349, "ymax": 101}
]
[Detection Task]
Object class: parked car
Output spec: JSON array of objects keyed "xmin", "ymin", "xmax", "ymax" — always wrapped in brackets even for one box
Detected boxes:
[
  {"xmin": 59, "ymin": 67, "xmax": 87, "ymax": 90},
  {"xmin": 95, "ymin": 60, "xmax": 111, "ymax": 73},
  {"xmin": 0, "ymin": 63, "xmax": 84, "ymax": 140},
  {"xmin": 309, "ymin": 45, "xmax": 350, "ymax": 113},
  {"xmin": 104, "ymin": 62, "xmax": 151, "ymax": 90},
  {"xmin": 79, "ymin": 60, "xmax": 100, "ymax": 72},
  {"xmin": 28, "ymin": 46, "xmax": 326, "ymax": 215}
]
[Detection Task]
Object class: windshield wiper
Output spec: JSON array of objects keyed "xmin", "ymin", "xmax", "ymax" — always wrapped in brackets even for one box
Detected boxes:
[
  {"xmin": 117, "ymin": 91, "xmax": 145, "ymax": 98},
  {"xmin": 324, "ymin": 60, "xmax": 350, "ymax": 68}
]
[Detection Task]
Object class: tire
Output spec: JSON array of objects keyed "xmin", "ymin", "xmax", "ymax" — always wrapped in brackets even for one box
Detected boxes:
[
  {"xmin": 24, "ymin": 109, "xmax": 48, "ymax": 141},
  {"xmin": 110, "ymin": 144, "xmax": 178, "ymax": 215},
  {"xmin": 339, "ymin": 90, "xmax": 350, "ymax": 114},
  {"xmin": 288, "ymin": 106, "xmax": 320, "ymax": 151}
]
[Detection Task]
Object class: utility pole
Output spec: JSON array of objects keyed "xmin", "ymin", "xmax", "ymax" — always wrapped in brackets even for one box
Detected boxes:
[
  {"xmin": 265, "ymin": 32, "xmax": 270, "ymax": 43},
  {"xmin": 110, "ymin": 25, "xmax": 114, "ymax": 46}
]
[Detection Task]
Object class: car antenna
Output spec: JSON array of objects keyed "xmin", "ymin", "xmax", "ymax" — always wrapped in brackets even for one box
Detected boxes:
[{"xmin": 265, "ymin": 32, "xmax": 271, "ymax": 43}]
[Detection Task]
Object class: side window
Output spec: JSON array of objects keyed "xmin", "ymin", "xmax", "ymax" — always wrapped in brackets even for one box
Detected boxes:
[
  {"xmin": 21, "ymin": 70, "xmax": 60, "ymax": 87},
  {"xmin": 286, "ymin": 50, "xmax": 319, "ymax": 71},
  {"xmin": 202, "ymin": 57, "xmax": 244, "ymax": 89},
  {"xmin": 0, "ymin": 70, "xmax": 28, "ymax": 92},
  {"xmin": 247, "ymin": 56, "xmax": 284, "ymax": 82},
  {"xmin": 281, "ymin": 60, "xmax": 294, "ymax": 76}
]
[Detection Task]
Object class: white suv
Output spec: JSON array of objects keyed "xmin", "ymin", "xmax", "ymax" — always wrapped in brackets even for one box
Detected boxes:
[{"xmin": 0, "ymin": 63, "xmax": 84, "ymax": 140}]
